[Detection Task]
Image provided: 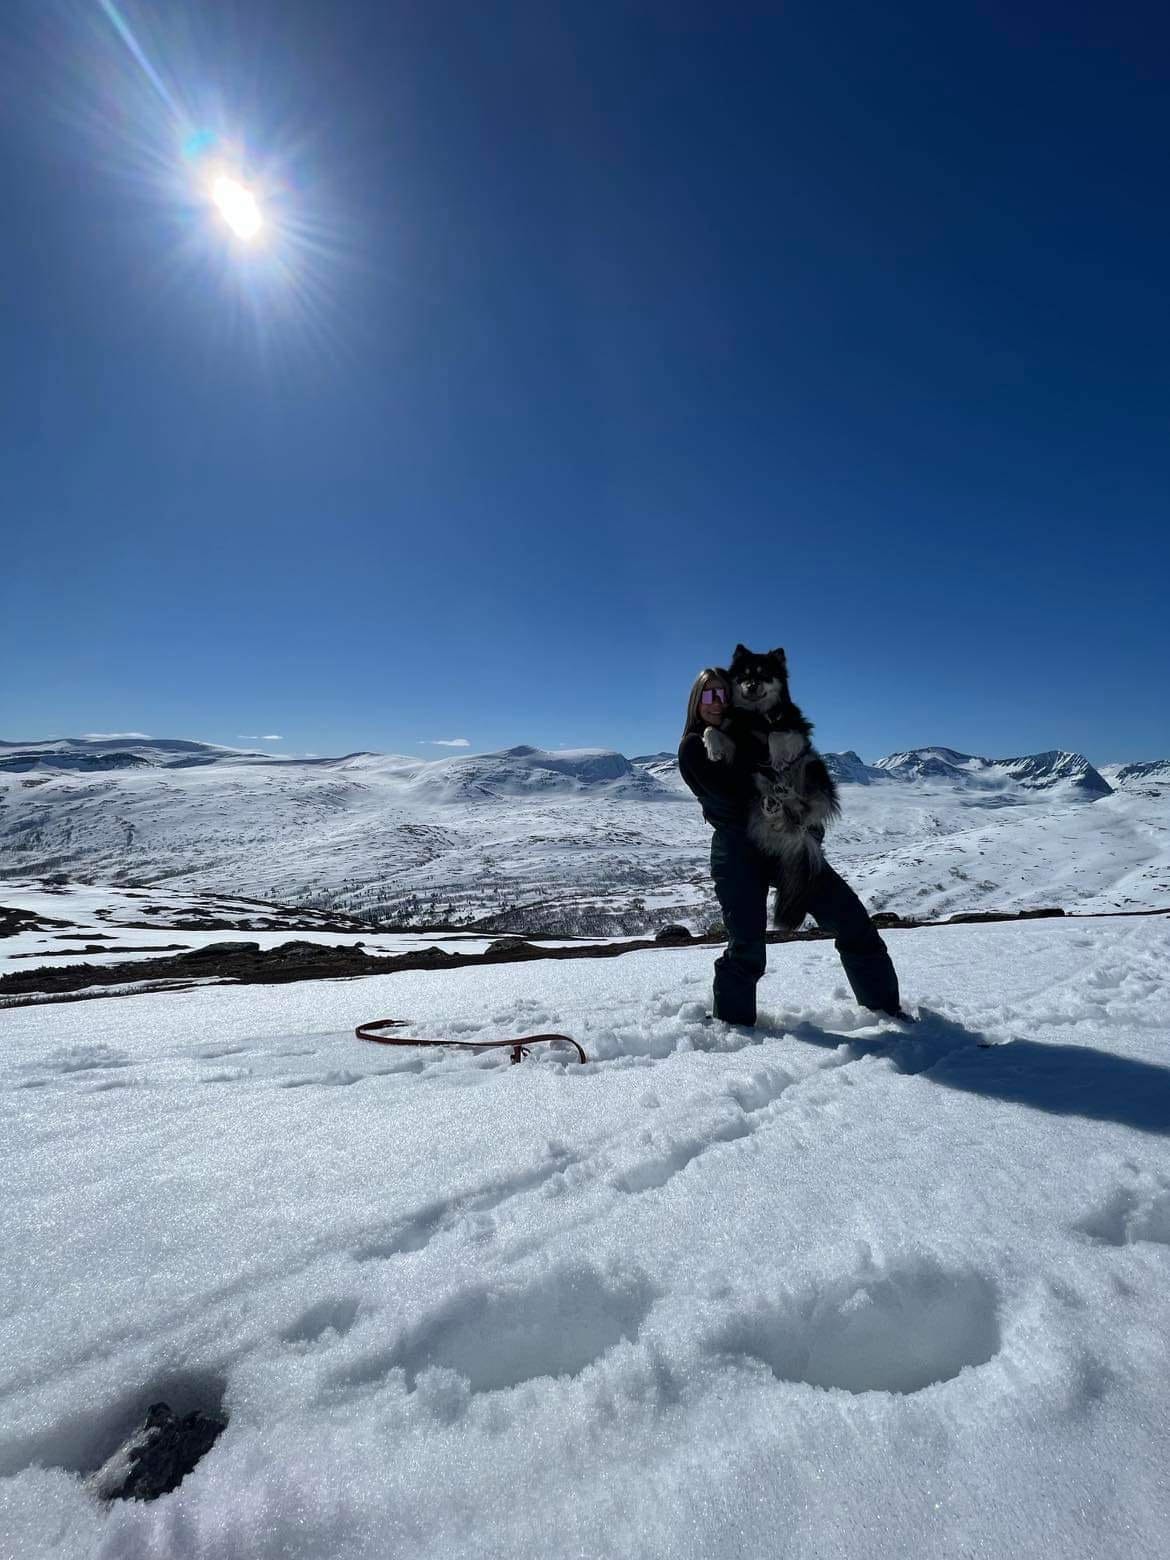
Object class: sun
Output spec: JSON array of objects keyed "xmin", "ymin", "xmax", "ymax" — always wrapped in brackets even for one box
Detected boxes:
[{"xmin": 210, "ymin": 174, "xmax": 262, "ymax": 242}]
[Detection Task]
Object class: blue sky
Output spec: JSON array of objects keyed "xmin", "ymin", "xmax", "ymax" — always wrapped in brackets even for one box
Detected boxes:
[{"xmin": 2, "ymin": 0, "xmax": 1168, "ymax": 764}]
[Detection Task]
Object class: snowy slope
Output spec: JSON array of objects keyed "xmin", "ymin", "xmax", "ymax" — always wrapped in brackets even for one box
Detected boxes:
[
  {"xmin": 874, "ymin": 746, "xmax": 1112, "ymax": 798},
  {"xmin": 1, "ymin": 737, "xmax": 1166, "ymax": 933},
  {"xmin": 0, "ymin": 881, "xmax": 619, "ymax": 985},
  {"xmin": 1, "ymin": 914, "xmax": 1168, "ymax": 1558},
  {"xmin": 1101, "ymin": 760, "xmax": 1170, "ymax": 797}
]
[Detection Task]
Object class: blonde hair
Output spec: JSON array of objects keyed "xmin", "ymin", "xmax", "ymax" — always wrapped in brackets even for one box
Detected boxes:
[{"xmin": 682, "ymin": 666, "xmax": 730, "ymax": 742}]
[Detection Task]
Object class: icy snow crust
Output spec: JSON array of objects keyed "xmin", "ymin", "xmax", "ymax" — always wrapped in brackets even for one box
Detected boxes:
[{"xmin": 2, "ymin": 914, "xmax": 1169, "ymax": 1558}]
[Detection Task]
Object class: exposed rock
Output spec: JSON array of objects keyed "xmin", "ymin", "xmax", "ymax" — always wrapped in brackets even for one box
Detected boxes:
[
  {"xmin": 11, "ymin": 944, "xmax": 189, "ymax": 959},
  {"xmin": 0, "ymin": 905, "xmax": 1135, "ymax": 1010},
  {"xmin": 874, "ymin": 747, "xmax": 1111, "ymax": 798},
  {"xmin": 1108, "ymin": 759, "xmax": 1170, "ymax": 794},
  {"xmin": 90, "ymin": 1402, "xmax": 227, "ymax": 1503},
  {"xmin": 0, "ymin": 905, "xmax": 75, "ymax": 937},
  {"xmin": 0, "ymin": 750, "xmax": 151, "ymax": 774},
  {"xmin": 654, "ymin": 924, "xmax": 692, "ymax": 943},
  {"xmin": 485, "ymin": 937, "xmax": 539, "ymax": 956},
  {"xmin": 823, "ymin": 751, "xmax": 890, "ymax": 786},
  {"xmin": 176, "ymin": 941, "xmax": 261, "ymax": 959},
  {"xmin": 1, "ymin": 940, "xmax": 381, "ymax": 995}
]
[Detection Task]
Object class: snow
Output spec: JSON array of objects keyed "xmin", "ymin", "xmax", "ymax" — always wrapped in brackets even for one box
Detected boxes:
[
  {"xmin": 872, "ymin": 746, "xmax": 1111, "ymax": 797},
  {"xmin": 0, "ymin": 883, "xmax": 629, "ymax": 989},
  {"xmin": 3, "ymin": 736, "xmax": 1166, "ymax": 934},
  {"xmin": 2, "ymin": 913, "xmax": 1169, "ymax": 1557}
]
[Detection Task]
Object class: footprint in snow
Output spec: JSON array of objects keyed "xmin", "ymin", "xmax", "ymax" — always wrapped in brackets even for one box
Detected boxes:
[
  {"xmin": 38, "ymin": 1044, "xmax": 133, "ymax": 1075},
  {"xmin": 281, "ymin": 1296, "xmax": 361, "ymax": 1345},
  {"xmin": 281, "ymin": 1070, "xmax": 364, "ymax": 1089},
  {"xmin": 350, "ymin": 1148, "xmax": 576, "ymax": 1264},
  {"xmin": 614, "ymin": 1066, "xmax": 794, "ymax": 1194},
  {"xmin": 706, "ymin": 1256, "xmax": 1001, "ymax": 1395},
  {"xmin": 1073, "ymin": 1181, "xmax": 1170, "ymax": 1247},
  {"xmin": 326, "ymin": 1263, "xmax": 656, "ymax": 1402}
]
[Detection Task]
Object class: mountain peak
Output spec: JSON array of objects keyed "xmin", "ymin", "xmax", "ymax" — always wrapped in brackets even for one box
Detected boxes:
[{"xmin": 872, "ymin": 746, "xmax": 1111, "ymax": 797}]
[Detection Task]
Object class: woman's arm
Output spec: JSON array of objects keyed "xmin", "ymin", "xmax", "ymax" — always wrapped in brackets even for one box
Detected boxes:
[{"xmin": 678, "ymin": 732, "xmax": 755, "ymax": 819}]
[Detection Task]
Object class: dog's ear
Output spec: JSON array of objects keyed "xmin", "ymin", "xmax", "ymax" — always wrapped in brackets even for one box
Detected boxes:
[
  {"xmin": 731, "ymin": 643, "xmax": 748, "ymax": 663},
  {"xmin": 768, "ymin": 646, "xmax": 788, "ymax": 672}
]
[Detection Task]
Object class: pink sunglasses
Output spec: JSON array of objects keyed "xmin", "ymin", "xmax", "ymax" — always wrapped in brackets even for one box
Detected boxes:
[{"xmin": 700, "ymin": 688, "xmax": 729, "ymax": 705}]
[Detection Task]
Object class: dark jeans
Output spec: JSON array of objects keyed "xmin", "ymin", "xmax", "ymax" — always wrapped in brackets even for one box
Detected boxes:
[{"xmin": 710, "ymin": 828, "xmax": 900, "ymax": 1025}]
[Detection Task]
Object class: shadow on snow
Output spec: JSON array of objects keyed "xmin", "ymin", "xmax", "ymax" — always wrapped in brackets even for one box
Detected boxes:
[{"xmin": 768, "ymin": 1008, "xmax": 1170, "ymax": 1137}]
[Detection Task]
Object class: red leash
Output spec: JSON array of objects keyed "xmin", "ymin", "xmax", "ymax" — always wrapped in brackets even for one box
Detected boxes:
[{"xmin": 355, "ymin": 1018, "xmax": 586, "ymax": 1065}]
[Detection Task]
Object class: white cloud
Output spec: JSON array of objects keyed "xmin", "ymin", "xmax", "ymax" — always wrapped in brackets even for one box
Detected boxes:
[
  {"xmin": 81, "ymin": 731, "xmax": 152, "ymax": 740},
  {"xmin": 238, "ymin": 734, "xmax": 283, "ymax": 741},
  {"xmin": 420, "ymin": 737, "xmax": 471, "ymax": 748}
]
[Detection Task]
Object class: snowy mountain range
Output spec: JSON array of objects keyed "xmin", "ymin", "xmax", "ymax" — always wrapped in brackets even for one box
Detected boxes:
[
  {"xmin": 870, "ymin": 746, "xmax": 1113, "ymax": 797},
  {"xmin": 1, "ymin": 737, "xmax": 1166, "ymax": 934}
]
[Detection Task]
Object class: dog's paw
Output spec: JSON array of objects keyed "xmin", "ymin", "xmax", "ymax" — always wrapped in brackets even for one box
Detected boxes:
[
  {"xmin": 768, "ymin": 729, "xmax": 808, "ymax": 768},
  {"xmin": 755, "ymin": 770, "xmax": 793, "ymax": 802},
  {"xmin": 703, "ymin": 727, "xmax": 736, "ymax": 763}
]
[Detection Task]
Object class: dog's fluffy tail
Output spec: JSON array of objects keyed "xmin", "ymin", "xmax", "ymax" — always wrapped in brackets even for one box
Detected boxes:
[{"xmin": 771, "ymin": 833, "xmax": 825, "ymax": 931}]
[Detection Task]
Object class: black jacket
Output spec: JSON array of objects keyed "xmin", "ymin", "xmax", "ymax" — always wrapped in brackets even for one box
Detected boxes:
[
  {"xmin": 677, "ymin": 730, "xmax": 756, "ymax": 830},
  {"xmin": 678, "ymin": 728, "xmax": 828, "ymax": 844}
]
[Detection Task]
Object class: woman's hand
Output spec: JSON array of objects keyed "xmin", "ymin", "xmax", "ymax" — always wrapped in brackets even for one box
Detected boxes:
[{"xmin": 703, "ymin": 727, "xmax": 737, "ymax": 763}]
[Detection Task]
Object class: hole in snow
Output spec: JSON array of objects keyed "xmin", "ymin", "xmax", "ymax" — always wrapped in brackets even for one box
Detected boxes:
[
  {"xmin": 331, "ymin": 1265, "xmax": 656, "ymax": 1397},
  {"xmin": 1, "ymin": 1370, "xmax": 228, "ymax": 1494},
  {"xmin": 281, "ymin": 1296, "xmax": 361, "ymax": 1345},
  {"xmin": 402, "ymin": 1265, "xmax": 655, "ymax": 1393},
  {"xmin": 1074, "ymin": 1185, "xmax": 1170, "ymax": 1247},
  {"xmin": 710, "ymin": 1261, "xmax": 1000, "ymax": 1395}
]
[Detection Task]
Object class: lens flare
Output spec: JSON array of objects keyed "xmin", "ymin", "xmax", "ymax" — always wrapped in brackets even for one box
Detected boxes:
[
  {"xmin": 83, "ymin": 0, "xmax": 348, "ymax": 358},
  {"xmin": 211, "ymin": 175, "xmax": 262, "ymax": 241}
]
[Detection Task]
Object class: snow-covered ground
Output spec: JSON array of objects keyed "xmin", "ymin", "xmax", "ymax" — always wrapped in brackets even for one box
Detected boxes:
[
  {"xmin": 2, "ymin": 912, "xmax": 1168, "ymax": 1558},
  {"xmin": 837, "ymin": 774, "xmax": 1170, "ymax": 919},
  {"xmin": 3, "ymin": 739, "xmax": 1167, "ymax": 934},
  {"xmin": 0, "ymin": 882, "xmax": 607, "ymax": 983}
]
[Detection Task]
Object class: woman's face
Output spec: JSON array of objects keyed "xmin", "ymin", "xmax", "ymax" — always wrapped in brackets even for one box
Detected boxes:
[{"xmin": 698, "ymin": 680, "xmax": 730, "ymax": 726}]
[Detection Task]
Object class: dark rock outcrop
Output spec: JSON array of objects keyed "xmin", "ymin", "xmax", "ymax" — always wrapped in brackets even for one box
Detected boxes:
[
  {"xmin": 91, "ymin": 1402, "xmax": 227, "ymax": 1503},
  {"xmin": 485, "ymin": 936, "xmax": 539, "ymax": 956},
  {"xmin": 0, "ymin": 906, "xmax": 74, "ymax": 937}
]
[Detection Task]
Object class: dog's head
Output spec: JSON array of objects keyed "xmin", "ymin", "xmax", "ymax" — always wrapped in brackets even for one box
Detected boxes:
[{"xmin": 728, "ymin": 644, "xmax": 789, "ymax": 713}]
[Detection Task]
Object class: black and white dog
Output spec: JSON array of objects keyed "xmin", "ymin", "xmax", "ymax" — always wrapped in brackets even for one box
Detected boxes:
[{"xmin": 704, "ymin": 644, "xmax": 840, "ymax": 927}]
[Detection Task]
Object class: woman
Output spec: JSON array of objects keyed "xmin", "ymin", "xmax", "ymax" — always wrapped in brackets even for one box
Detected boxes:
[{"xmin": 678, "ymin": 667, "xmax": 906, "ymax": 1027}]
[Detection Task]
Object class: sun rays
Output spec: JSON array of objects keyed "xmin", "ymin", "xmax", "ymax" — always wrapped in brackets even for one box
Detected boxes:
[{"xmin": 71, "ymin": 0, "xmax": 354, "ymax": 365}]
